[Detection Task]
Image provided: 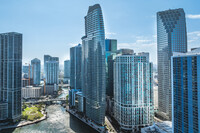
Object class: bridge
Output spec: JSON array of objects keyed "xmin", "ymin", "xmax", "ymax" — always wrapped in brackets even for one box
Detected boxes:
[{"xmin": 25, "ymin": 98, "xmax": 66, "ymax": 104}]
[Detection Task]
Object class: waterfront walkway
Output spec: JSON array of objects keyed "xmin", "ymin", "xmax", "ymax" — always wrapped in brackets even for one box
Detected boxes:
[
  {"xmin": 105, "ymin": 116, "xmax": 117, "ymax": 133},
  {"xmin": 66, "ymin": 107, "xmax": 106, "ymax": 133}
]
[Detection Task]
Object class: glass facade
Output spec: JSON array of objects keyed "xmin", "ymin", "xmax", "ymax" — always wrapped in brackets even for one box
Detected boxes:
[
  {"xmin": 0, "ymin": 32, "xmax": 22, "ymax": 122},
  {"xmin": 114, "ymin": 53, "xmax": 154, "ymax": 131},
  {"xmin": 105, "ymin": 39, "xmax": 117, "ymax": 97},
  {"xmin": 157, "ymin": 8, "xmax": 187, "ymax": 120},
  {"xmin": 64, "ymin": 60, "xmax": 70, "ymax": 78},
  {"xmin": 44, "ymin": 55, "xmax": 59, "ymax": 85},
  {"xmin": 172, "ymin": 52, "xmax": 200, "ymax": 133},
  {"xmin": 81, "ymin": 4, "xmax": 106, "ymax": 125},
  {"xmin": 44, "ymin": 55, "xmax": 59, "ymax": 79},
  {"xmin": 31, "ymin": 58, "xmax": 41, "ymax": 85},
  {"xmin": 70, "ymin": 44, "xmax": 82, "ymax": 90}
]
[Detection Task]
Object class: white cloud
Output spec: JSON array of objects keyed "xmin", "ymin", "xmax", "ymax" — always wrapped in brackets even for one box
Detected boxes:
[
  {"xmin": 105, "ymin": 32, "xmax": 116, "ymax": 35},
  {"xmin": 186, "ymin": 14, "xmax": 200, "ymax": 19}
]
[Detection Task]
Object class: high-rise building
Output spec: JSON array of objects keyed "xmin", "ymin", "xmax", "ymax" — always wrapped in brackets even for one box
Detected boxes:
[
  {"xmin": 172, "ymin": 49, "xmax": 200, "ymax": 133},
  {"xmin": 22, "ymin": 64, "xmax": 29, "ymax": 78},
  {"xmin": 105, "ymin": 39, "xmax": 117, "ymax": 97},
  {"xmin": 31, "ymin": 58, "xmax": 41, "ymax": 85},
  {"xmin": 157, "ymin": 8, "xmax": 187, "ymax": 120},
  {"xmin": 70, "ymin": 44, "xmax": 82, "ymax": 89},
  {"xmin": 0, "ymin": 32, "xmax": 22, "ymax": 122},
  {"xmin": 81, "ymin": 4, "xmax": 106, "ymax": 125},
  {"xmin": 114, "ymin": 50, "xmax": 154, "ymax": 131},
  {"xmin": 44, "ymin": 55, "xmax": 59, "ymax": 85},
  {"xmin": 64, "ymin": 60, "xmax": 70, "ymax": 78},
  {"xmin": 44, "ymin": 55, "xmax": 59, "ymax": 79},
  {"xmin": 46, "ymin": 61, "xmax": 59, "ymax": 85}
]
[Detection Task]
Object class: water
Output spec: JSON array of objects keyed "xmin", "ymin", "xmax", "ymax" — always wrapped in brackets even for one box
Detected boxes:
[{"xmin": 2, "ymin": 88, "xmax": 97, "ymax": 133}]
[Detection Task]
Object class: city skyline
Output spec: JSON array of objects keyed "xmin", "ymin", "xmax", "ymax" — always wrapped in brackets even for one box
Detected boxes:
[{"xmin": 0, "ymin": 0, "xmax": 200, "ymax": 65}]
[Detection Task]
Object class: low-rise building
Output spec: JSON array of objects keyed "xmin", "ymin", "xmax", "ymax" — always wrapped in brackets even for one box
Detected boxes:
[
  {"xmin": 22, "ymin": 86, "xmax": 42, "ymax": 99},
  {"xmin": 75, "ymin": 92, "xmax": 84, "ymax": 113},
  {"xmin": 141, "ymin": 121, "xmax": 172, "ymax": 133},
  {"xmin": 45, "ymin": 84, "xmax": 58, "ymax": 95}
]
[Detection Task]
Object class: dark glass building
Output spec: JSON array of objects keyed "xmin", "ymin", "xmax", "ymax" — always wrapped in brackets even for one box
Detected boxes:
[
  {"xmin": 70, "ymin": 44, "xmax": 82, "ymax": 90},
  {"xmin": 157, "ymin": 8, "xmax": 187, "ymax": 120},
  {"xmin": 0, "ymin": 32, "xmax": 22, "ymax": 122},
  {"xmin": 81, "ymin": 4, "xmax": 106, "ymax": 125},
  {"xmin": 31, "ymin": 58, "xmax": 41, "ymax": 85},
  {"xmin": 64, "ymin": 60, "xmax": 70, "ymax": 78},
  {"xmin": 105, "ymin": 39, "xmax": 117, "ymax": 97},
  {"xmin": 172, "ymin": 49, "xmax": 200, "ymax": 133}
]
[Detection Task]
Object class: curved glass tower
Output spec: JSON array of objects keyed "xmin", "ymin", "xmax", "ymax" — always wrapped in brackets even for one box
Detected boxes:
[
  {"xmin": 31, "ymin": 58, "xmax": 41, "ymax": 85},
  {"xmin": 157, "ymin": 8, "xmax": 187, "ymax": 120},
  {"xmin": 81, "ymin": 4, "xmax": 106, "ymax": 125}
]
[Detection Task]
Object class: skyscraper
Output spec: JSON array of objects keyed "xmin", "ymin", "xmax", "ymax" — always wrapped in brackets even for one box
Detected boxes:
[
  {"xmin": 157, "ymin": 8, "xmax": 187, "ymax": 120},
  {"xmin": 44, "ymin": 55, "xmax": 59, "ymax": 79},
  {"xmin": 172, "ymin": 49, "xmax": 200, "ymax": 133},
  {"xmin": 0, "ymin": 32, "xmax": 22, "ymax": 122},
  {"xmin": 31, "ymin": 58, "xmax": 41, "ymax": 85},
  {"xmin": 70, "ymin": 44, "xmax": 82, "ymax": 90},
  {"xmin": 81, "ymin": 4, "xmax": 106, "ymax": 125},
  {"xmin": 105, "ymin": 39, "xmax": 117, "ymax": 97},
  {"xmin": 64, "ymin": 60, "xmax": 70, "ymax": 78},
  {"xmin": 44, "ymin": 55, "xmax": 59, "ymax": 85},
  {"xmin": 114, "ymin": 50, "xmax": 154, "ymax": 131}
]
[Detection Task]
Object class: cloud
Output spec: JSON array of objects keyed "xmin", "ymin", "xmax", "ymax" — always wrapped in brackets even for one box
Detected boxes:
[
  {"xmin": 186, "ymin": 14, "xmax": 200, "ymax": 19},
  {"xmin": 188, "ymin": 31, "xmax": 200, "ymax": 42},
  {"xmin": 136, "ymin": 39, "xmax": 151, "ymax": 43},
  {"xmin": 105, "ymin": 32, "xmax": 116, "ymax": 35}
]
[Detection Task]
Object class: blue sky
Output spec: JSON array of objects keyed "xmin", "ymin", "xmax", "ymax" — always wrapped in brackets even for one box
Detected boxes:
[{"xmin": 0, "ymin": 0, "xmax": 200, "ymax": 65}]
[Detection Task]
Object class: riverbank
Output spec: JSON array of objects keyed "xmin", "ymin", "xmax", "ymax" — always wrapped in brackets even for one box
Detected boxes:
[{"xmin": 0, "ymin": 105, "xmax": 47, "ymax": 132}]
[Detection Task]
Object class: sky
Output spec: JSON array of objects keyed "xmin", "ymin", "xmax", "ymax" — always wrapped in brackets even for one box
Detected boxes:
[{"xmin": 0, "ymin": 0, "xmax": 200, "ymax": 66}]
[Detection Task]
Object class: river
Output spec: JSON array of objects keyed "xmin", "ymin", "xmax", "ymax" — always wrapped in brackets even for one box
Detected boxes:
[{"xmin": 2, "ymin": 88, "xmax": 97, "ymax": 133}]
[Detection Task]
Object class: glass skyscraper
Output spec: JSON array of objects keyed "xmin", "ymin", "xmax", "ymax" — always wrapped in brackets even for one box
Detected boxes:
[
  {"xmin": 0, "ymin": 32, "xmax": 22, "ymax": 122},
  {"xmin": 64, "ymin": 60, "xmax": 70, "ymax": 78},
  {"xmin": 105, "ymin": 39, "xmax": 117, "ymax": 97},
  {"xmin": 172, "ymin": 49, "xmax": 200, "ymax": 133},
  {"xmin": 31, "ymin": 58, "xmax": 41, "ymax": 85},
  {"xmin": 114, "ymin": 50, "xmax": 154, "ymax": 131},
  {"xmin": 157, "ymin": 8, "xmax": 187, "ymax": 120},
  {"xmin": 44, "ymin": 55, "xmax": 59, "ymax": 85},
  {"xmin": 44, "ymin": 55, "xmax": 59, "ymax": 79},
  {"xmin": 81, "ymin": 4, "xmax": 106, "ymax": 125},
  {"xmin": 70, "ymin": 44, "xmax": 82, "ymax": 90}
]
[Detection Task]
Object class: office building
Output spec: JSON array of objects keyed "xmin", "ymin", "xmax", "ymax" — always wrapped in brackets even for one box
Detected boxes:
[
  {"xmin": 105, "ymin": 39, "xmax": 117, "ymax": 97},
  {"xmin": 172, "ymin": 49, "xmax": 200, "ymax": 133},
  {"xmin": 64, "ymin": 60, "xmax": 70, "ymax": 78},
  {"xmin": 70, "ymin": 44, "xmax": 82, "ymax": 89},
  {"xmin": 114, "ymin": 51, "xmax": 154, "ymax": 131},
  {"xmin": 44, "ymin": 55, "xmax": 59, "ymax": 85},
  {"xmin": 0, "ymin": 32, "xmax": 22, "ymax": 122},
  {"xmin": 81, "ymin": 4, "xmax": 106, "ymax": 125},
  {"xmin": 157, "ymin": 8, "xmax": 187, "ymax": 120},
  {"xmin": 31, "ymin": 58, "xmax": 41, "ymax": 85}
]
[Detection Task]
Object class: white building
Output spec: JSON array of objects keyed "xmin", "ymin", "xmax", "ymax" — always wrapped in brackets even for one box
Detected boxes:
[
  {"xmin": 141, "ymin": 121, "xmax": 172, "ymax": 133},
  {"xmin": 114, "ymin": 51, "xmax": 154, "ymax": 131},
  {"xmin": 22, "ymin": 86, "xmax": 42, "ymax": 99}
]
